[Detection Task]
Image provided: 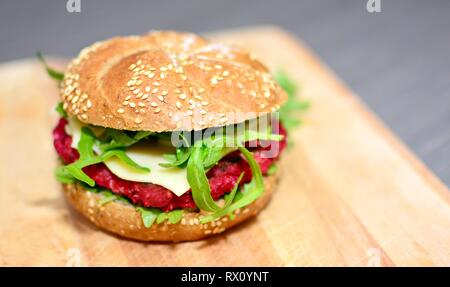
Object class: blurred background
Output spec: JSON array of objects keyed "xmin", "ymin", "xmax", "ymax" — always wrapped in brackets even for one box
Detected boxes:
[{"xmin": 0, "ymin": 0, "xmax": 449, "ymax": 185}]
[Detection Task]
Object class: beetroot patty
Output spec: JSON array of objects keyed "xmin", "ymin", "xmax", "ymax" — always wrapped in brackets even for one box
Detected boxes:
[{"xmin": 53, "ymin": 118, "xmax": 286, "ymax": 211}]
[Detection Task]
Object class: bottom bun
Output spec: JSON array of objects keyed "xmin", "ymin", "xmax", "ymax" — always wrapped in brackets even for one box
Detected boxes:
[{"xmin": 62, "ymin": 171, "xmax": 280, "ymax": 242}]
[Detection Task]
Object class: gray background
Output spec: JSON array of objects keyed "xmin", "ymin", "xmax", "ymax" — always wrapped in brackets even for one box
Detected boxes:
[{"xmin": 1, "ymin": 0, "xmax": 449, "ymax": 185}]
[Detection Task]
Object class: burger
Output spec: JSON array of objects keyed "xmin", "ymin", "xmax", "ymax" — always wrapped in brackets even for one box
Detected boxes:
[{"xmin": 45, "ymin": 31, "xmax": 298, "ymax": 242}]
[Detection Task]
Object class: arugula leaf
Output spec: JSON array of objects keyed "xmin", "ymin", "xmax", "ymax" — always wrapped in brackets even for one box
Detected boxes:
[
  {"xmin": 56, "ymin": 126, "xmax": 152, "ymax": 186},
  {"xmin": 61, "ymin": 127, "xmax": 102, "ymax": 186},
  {"xmin": 267, "ymin": 164, "xmax": 278, "ymax": 176},
  {"xmin": 36, "ymin": 51, "xmax": 64, "ymax": 81},
  {"xmin": 101, "ymin": 149, "xmax": 150, "ymax": 172},
  {"xmin": 199, "ymin": 173, "xmax": 244, "ymax": 223},
  {"xmin": 228, "ymin": 146, "xmax": 265, "ymax": 211},
  {"xmin": 187, "ymin": 142, "xmax": 221, "ymax": 212},
  {"xmin": 55, "ymin": 102, "xmax": 67, "ymax": 118},
  {"xmin": 100, "ymin": 129, "xmax": 152, "ymax": 151},
  {"xmin": 199, "ymin": 147, "xmax": 264, "ymax": 224},
  {"xmin": 55, "ymin": 166, "xmax": 75, "ymax": 183},
  {"xmin": 167, "ymin": 209, "xmax": 183, "ymax": 224},
  {"xmin": 156, "ymin": 212, "xmax": 168, "ymax": 224},
  {"xmin": 156, "ymin": 209, "xmax": 184, "ymax": 225},
  {"xmin": 275, "ymin": 70, "xmax": 310, "ymax": 135},
  {"xmin": 137, "ymin": 206, "xmax": 183, "ymax": 228},
  {"xmin": 159, "ymin": 134, "xmax": 191, "ymax": 168},
  {"xmin": 98, "ymin": 191, "xmax": 120, "ymax": 206},
  {"xmin": 136, "ymin": 207, "xmax": 160, "ymax": 228}
]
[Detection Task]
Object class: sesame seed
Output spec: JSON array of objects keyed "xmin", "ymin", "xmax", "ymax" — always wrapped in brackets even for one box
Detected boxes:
[
  {"xmin": 122, "ymin": 101, "xmax": 129, "ymax": 106},
  {"xmin": 145, "ymin": 86, "xmax": 151, "ymax": 92},
  {"xmin": 154, "ymin": 107, "xmax": 161, "ymax": 113},
  {"xmin": 128, "ymin": 64, "xmax": 136, "ymax": 70},
  {"xmin": 152, "ymin": 88, "xmax": 159, "ymax": 93},
  {"xmin": 175, "ymin": 101, "xmax": 182, "ymax": 109},
  {"xmin": 202, "ymin": 101, "xmax": 208, "ymax": 106},
  {"xmin": 198, "ymin": 87, "xmax": 205, "ymax": 93},
  {"xmin": 142, "ymin": 94, "xmax": 149, "ymax": 100},
  {"xmin": 147, "ymin": 72, "xmax": 155, "ymax": 79},
  {"xmin": 200, "ymin": 110, "xmax": 207, "ymax": 115},
  {"xmin": 150, "ymin": 102, "xmax": 158, "ymax": 107},
  {"xmin": 134, "ymin": 118, "xmax": 142, "ymax": 124},
  {"xmin": 161, "ymin": 90, "xmax": 168, "ymax": 96},
  {"xmin": 210, "ymin": 78, "xmax": 218, "ymax": 85},
  {"xmin": 129, "ymin": 102, "xmax": 136, "ymax": 108},
  {"xmin": 117, "ymin": 108, "xmax": 124, "ymax": 114},
  {"xmin": 160, "ymin": 73, "xmax": 165, "ymax": 79},
  {"xmin": 178, "ymin": 93, "xmax": 186, "ymax": 100},
  {"xmin": 136, "ymin": 60, "xmax": 142, "ymax": 65},
  {"xmin": 138, "ymin": 102, "xmax": 146, "ymax": 107},
  {"xmin": 80, "ymin": 114, "xmax": 87, "ymax": 120},
  {"xmin": 86, "ymin": 100, "xmax": 92, "ymax": 108},
  {"xmin": 160, "ymin": 66, "xmax": 167, "ymax": 71},
  {"xmin": 158, "ymin": 95, "xmax": 164, "ymax": 102},
  {"xmin": 133, "ymin": 89, "xmax": 140, "ymax": 95},
  {"xmin": 222, "ymin": 70, "xmax": 230, "ymax": 76}
]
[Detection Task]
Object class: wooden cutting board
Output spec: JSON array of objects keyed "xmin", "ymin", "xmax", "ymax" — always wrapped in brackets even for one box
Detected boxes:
[{"xmin": 1, "ymin": 26, "xmax": 449, "ymax": 267}]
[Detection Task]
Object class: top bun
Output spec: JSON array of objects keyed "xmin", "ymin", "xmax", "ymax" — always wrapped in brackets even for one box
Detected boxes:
[{"xmin": 60, "ymin": 31, "xmax": 287, "ymax": 131}]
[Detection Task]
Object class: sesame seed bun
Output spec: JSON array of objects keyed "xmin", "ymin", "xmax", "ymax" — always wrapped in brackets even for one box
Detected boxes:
[
  {"xmin": 60, "ymin": 31, "xmax": 287, "ymax": 131},
  {"xmin": 62, "ymin": 171, "xmax": 280, "ymax": 242}
]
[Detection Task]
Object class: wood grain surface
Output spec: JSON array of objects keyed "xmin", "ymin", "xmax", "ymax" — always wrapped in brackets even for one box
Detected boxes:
[{"xmin": 0, "ymin": 27, "xmax": 449, "ymax": 266}]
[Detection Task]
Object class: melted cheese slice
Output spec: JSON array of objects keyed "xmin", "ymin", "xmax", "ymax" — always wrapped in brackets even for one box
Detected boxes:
[
  {"xmin": 103, "ymin": 143, "xmax": 190, "ymax": 196},
  {"xmin": 65, "ymin": 118, "xmax": 190, "ymax": 196}
]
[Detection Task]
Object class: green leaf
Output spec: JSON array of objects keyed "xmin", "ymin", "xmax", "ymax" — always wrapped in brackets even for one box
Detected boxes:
[
  {"xmin": 55, "ymin": 102, "xmax": 67, "ymax": 118},
  {"xmin": 98, "ymin": 191, "xmax": 119, "ymax": 206},
  {"xmin": 57, "ymin": 127, "xmax": 102, "ymax": 186},
  {"xmin": 228, "ymin": 146, "xmax": 265, "ymax": 211},
  {"xmin": 136, "ymin": 207, "xmax": 160, "ymax": 228},
  {"xmin": 36, "ymin": 51, "xmax": 64, "ymax": 81},
  {"xmin": 275, "ymin": 70, "xmax": 310, "ymax": 137},
  {"xmin": 155, "ymin": 209, "xmax": 183, "ymax": 224},
  {"xmin": 156, "ymin": 212, "xmax": 168, "ymax": 224},
  {"xmin": 199, "ymin": 147, "xmax": 264, "ymax": 224},
  {"xmin": 187, "ymin": 143, "xmax": 221, "ymax": 212},
  {"xmin": 267, "ymin": 164, "xmax": 278, "ymax": 176},
  {"xmin": 101, "ymin": 149, "xmax": 150, "ymax": 172},
  {"xmin": 199, "ymin": 173, "xmax": 244, "ymax": 223},
  {"xmin": 275, "ymin": 70, "xmax": 297, "ymax": 96},
  {"xmin": 55, "ymin": 166, "xmax": 75, "ymax": 183},
  {"xmin": 100, "ymin": 129, "xmax": 152, "ymax": 151},
  {"xmin": 167, "ymin": 209, "xmax": 183, "ymax": 224},
  {"xmin": 159, "ymin": 134, "xmax": 191, "ymax": 168}
]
